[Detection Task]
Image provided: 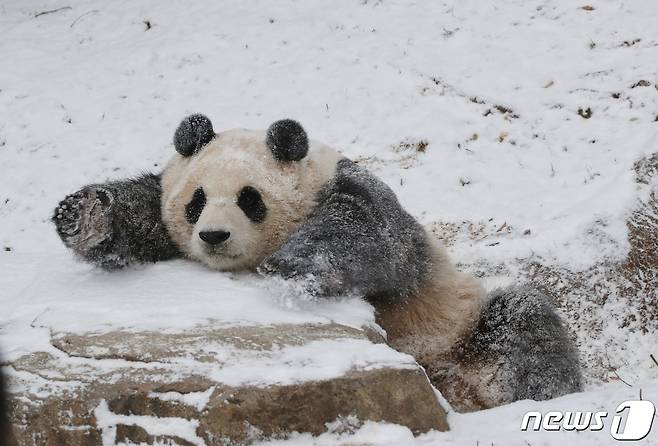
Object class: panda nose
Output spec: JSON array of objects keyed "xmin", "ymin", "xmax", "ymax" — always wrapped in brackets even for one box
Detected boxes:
[{"xmin": 199, "ymin": 230, "xmax": 231, "ymax": 245}]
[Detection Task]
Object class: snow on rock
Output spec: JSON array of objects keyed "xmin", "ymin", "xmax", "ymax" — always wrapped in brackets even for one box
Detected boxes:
[
  {"xmin": 147, "ymin": 387, "xmax": 215, "ymax": 412},
  {"xmin": 94, "ymin": 400, "xmax": 205, "ymax": 446},
  {"xmin": 1, "ymin": 253, "xmax": 447, "ymax": 444},
  {"xmin": 6, "ymin": 319, "xmax": 446, "ymax": 444},
  {"xmin": 7, "ymin": 351, "xmax": 446, "ymax": 444},
  {"xmin": 1, "ymin": 254, "xmax": 446, "ymax": 443},
  {"xmin": 0, "ymin": 253, "xmax": 377, "ymax": 361}
]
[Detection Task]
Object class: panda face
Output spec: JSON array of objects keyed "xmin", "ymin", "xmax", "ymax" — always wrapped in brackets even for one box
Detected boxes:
[
  {"xmin": 161, "ymin": 121, "xmax": 342, "ymax": 271},
  {"xmin": 181, "ymin": 171, "xmax": 272, "ymax": 269}
]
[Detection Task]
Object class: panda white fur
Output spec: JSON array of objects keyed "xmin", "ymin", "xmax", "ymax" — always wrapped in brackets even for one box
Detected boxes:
[{"xmin": 54, "ymin": 115, "xmax": 582, "ymax": 411}]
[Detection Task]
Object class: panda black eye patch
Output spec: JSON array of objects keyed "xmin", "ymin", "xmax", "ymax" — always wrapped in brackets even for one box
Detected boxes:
[
  {"xmin": 237, "ymin": 186, "xmax": 266, "ymax": 223},
  {"xmin": 185, "ymin": 187, "xmax": 206, "ymax": 224}
]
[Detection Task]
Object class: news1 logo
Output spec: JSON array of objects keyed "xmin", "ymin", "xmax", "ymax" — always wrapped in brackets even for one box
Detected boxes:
[{"xmin": 521, "ymin": 400, "xmax": 656, "ymax": 441}]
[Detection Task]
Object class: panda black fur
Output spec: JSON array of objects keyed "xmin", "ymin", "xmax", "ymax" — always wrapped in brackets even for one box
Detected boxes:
[{"xmin": 53, "ymin": 115, "xmax": 582, "ymax": 411}]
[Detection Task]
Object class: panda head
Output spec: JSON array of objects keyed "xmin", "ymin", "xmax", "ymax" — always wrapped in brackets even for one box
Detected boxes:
[{"xmin": 161, "ymin": 114, "xmax": 342, "ymax": 271}]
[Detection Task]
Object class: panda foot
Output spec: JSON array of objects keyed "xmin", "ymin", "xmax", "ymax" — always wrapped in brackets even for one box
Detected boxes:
[{"xmin": 53, "ymin": 187, "xmax": 114, "ymax": 254}]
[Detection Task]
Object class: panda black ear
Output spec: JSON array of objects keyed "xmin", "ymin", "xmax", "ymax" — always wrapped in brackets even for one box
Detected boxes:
[
  {"xmin": 174, "ymin": 114, "xmax": 215, "ymax": 157},
  {"xmin": 266, "ymin": 119, "xmax": 309, "ymax": 162}
]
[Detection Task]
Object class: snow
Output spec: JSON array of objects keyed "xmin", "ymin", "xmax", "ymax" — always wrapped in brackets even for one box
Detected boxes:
[
  {"xmin": 3, "ymin": 0, "xmax": 656, "ymax": 267},
  {"xmin": 1, "ymin": 252, "xmax": 408, "ymax": 390},
  {"xmin": 148, "ymin": 387, "xmax": 215, "ymax": 412},
  {"xmin": 0, "ymin": 253, "xmax": 375, "ymax": 343},
  {"xmin": 1, "ymin": 0, "xmax": 658, "ymax": 444},
  {"xmin": 0, "ymin": 250, "xmax": 418, "ymax": 405},
  {"xmin": 95, "ymin": 400, "xmax": 205, "ymax": 446}
]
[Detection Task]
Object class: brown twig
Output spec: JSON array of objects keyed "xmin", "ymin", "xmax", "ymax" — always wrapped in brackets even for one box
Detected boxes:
[
  {"xmin": 34, "ymin": 6, "xmax": 71, "ymax": 18},
  {"xmin": 650, "ymin": 354, "xmax": 658, "ymax": 367},
  {"xmin": 70, "ymin": 9, "xmax": 99, "ymax": 28},
  {"xmin": 612, "ymin": 369, "xmax": 633, "ymax": 387},
  {"xmin": 605, "ymin": 348, "xmax": 633, "ymax": 387}
]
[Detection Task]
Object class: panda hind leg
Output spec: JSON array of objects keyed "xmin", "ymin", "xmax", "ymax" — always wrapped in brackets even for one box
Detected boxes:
[{"xmin": 464, "ymin": 285, "xmax": 583, "ymax": 405}]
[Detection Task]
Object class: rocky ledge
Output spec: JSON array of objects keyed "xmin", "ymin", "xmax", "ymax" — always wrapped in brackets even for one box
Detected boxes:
[{"xmin": 6, "ymin": 323, "xmax": 448, "ymax": 445}]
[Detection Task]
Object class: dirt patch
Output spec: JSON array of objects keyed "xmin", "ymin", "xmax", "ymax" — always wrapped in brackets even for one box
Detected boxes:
[{"xmin": 429, "ymin": 153, "xmax": 658, "ymax": 384}]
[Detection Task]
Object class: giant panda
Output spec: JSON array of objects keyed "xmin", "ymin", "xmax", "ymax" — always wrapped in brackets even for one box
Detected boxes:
[{"xmin": 53, "ymin": 114, "xmax": 582, "ymax": 411}]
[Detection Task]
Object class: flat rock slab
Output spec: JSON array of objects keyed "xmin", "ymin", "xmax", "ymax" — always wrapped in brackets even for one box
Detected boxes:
[{"xmin": 7, "ymin": 323, "xmax": 448, "ymax": 445}]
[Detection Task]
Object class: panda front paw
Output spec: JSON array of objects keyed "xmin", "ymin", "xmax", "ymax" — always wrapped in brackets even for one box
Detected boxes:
[
  {"xmin": 259, "ymin": 251, "xmax": 343, "ymax": 297},
  {"xmin": 53, "ymin": 186, "xmax": 115, "ymax": 254},
  {"xmin": 258, "ymin": 252, "xmax": 317, "ymax": 280}
]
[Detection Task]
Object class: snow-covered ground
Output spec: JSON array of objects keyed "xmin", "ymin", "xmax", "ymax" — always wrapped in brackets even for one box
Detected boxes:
[{"xmin": 1, "ymin": 0, "xmax": 657, "ymax": 444}]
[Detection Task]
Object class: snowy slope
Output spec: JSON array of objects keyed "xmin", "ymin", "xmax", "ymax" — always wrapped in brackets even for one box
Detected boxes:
[{"xmin": 1, "ymin": 0, "xmax": 658, "ymax": 444}]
